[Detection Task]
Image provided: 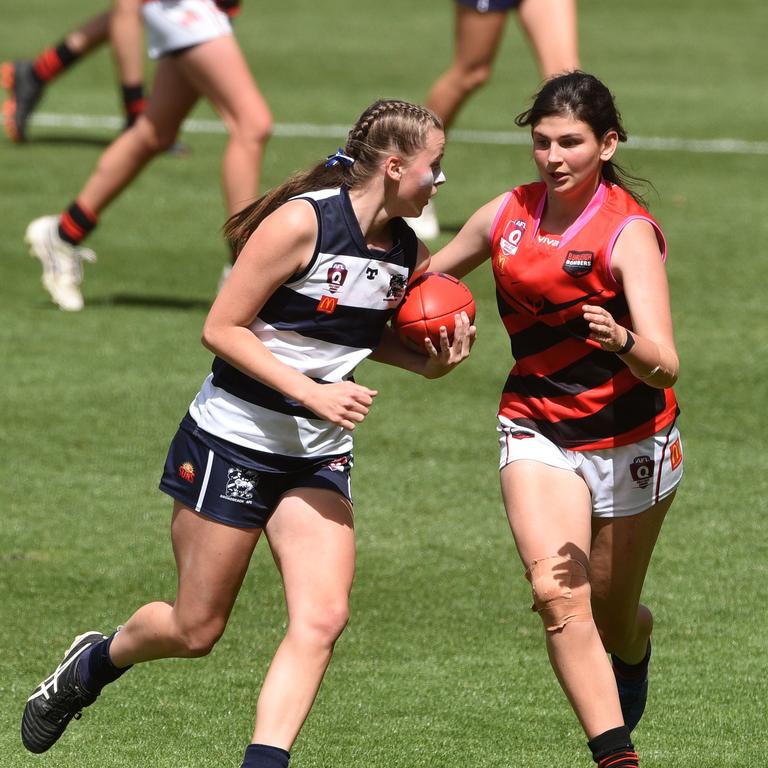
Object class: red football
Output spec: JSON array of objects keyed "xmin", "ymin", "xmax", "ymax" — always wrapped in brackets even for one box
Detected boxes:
[{"xmin": 393, "ymin": 272, "xmax": 476, "ymax": 353}]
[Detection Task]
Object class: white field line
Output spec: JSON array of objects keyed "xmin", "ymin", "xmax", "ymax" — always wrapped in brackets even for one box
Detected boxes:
[{"xmin": 30, "ymin": 111, "xmax": 768, "ymax": 156}]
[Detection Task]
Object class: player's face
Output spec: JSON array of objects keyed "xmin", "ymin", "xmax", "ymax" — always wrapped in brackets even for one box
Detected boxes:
[
  {"xmin": 398, "ymin": 127, "xmax": 446, "ymax": 215},
  {"xmin": 531, "ymin": 116, "xmax": 617, "ymax": 200}
]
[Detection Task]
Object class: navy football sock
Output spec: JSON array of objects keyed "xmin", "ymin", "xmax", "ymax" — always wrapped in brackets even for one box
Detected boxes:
[
  {"xmin": 241, "ymin": 743, "xmax": 290, "ymax": 768},
  {"xmin": 77, "ymin": 632, "xmax": 131, "ymax": 694},
  {"xmin": 613, "ymin": 640, "xmax": 652, "ymax": 681}
]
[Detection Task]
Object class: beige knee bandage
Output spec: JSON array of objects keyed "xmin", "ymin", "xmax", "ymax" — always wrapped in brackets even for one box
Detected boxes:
[{"xmin": 526, "ymin": 556, "xmax": 593, "ymax": 632}]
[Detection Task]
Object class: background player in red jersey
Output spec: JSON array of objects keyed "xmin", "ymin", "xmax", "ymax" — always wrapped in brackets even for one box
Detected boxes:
[
  {"xmin": 22, "ymin": 0, "xmax": 268, "ymax": 311},
  {"xmin": 4, "ymin": 4, "xmax": 152, "ymax": 141},
  {"xmin": 431, "ymin": 71, "xmax": 683, "ymax": 768},
  {"xmin": 408, "ymin": 0, "xmax": 580, "ymax": 239}
]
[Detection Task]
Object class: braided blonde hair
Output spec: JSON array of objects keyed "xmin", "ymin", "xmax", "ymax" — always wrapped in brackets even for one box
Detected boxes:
[{"xmin": 224, "ymin": 99, "xmax": 442, "ymax": 254}]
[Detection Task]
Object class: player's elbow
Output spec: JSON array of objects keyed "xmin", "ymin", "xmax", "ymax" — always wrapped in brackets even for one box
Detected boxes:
[{"xmin": 201, "ymin": 321, "xmax": 224, "ymax": 356}]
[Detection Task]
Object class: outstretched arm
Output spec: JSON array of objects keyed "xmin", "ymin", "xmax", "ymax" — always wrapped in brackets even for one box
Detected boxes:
[
  {"xmin": 583, "ymin": 219, "xmax": 679, "ymax": 389},
  {"xmin": 428, "ymin": 193, "xmax": 504, "ymax": 278}
]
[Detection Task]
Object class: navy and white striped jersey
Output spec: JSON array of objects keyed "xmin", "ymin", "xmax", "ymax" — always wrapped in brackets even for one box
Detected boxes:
[{"xmin": 189, "ymin": 187, "xmax": 419, "ymax": 457}]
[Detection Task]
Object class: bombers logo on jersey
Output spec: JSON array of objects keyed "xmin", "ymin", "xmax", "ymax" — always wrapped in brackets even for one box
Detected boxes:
[
  {"xmin": 563, "ymin": 250, "xmax": 594, "ymax": 278},
  {"xmin": 327, "ymin": 262, "xmax": 348, "ymax": 294},
  {"xmin": 500, "ymin": 219, "xmax": 526, "ymax": 256},
  {"xmin": 221, "ymin": 467, "xmax": 259, "ymax": 504},
  {"xmin": 629, "ymin": 456, "xmax": 655, "ymax": 489},
  {"xmin": 385, "ymin": 274, "xmax": 408, "ymax": 302}
]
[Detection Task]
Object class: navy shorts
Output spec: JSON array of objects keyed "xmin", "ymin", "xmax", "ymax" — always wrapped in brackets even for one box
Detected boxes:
[
  {"xmin": 159, "ymin": 414, "xmax": 353, "ymax": 529},
  {"xmin": 457, "ymin": 0, "xmax": 523, "ymax": 12}
]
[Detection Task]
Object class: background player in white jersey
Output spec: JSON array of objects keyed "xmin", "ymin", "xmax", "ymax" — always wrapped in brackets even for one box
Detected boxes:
[
  {"xmin": 23, "ymin": 0, "xmax": 269, "ymax": 311},
  {"xmin": 21, "ymin": 99, "xmax": 475, "ymax": 768}
]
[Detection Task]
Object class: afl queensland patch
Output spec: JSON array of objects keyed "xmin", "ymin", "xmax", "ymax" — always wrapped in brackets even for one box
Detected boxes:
[{"xmin": 563, "ymin": 250, "xmax": 594, "ymax": 277}]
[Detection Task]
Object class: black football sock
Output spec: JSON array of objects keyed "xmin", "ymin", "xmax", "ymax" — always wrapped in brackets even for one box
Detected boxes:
[
  {"xmin": 588, "ymin": 725, "xmax": 638, "ymax": 767},
  {"xmin": 241, "ymin": 743, "xmax": 290, "ymax": 768}
]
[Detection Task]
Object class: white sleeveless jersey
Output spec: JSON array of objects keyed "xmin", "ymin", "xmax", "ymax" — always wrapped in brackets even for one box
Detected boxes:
[{"xmin": 189, "ymin": 187, "xmax": 419, "ymax": 457}]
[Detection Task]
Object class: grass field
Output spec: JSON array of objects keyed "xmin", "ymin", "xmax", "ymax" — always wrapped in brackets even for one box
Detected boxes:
[{"xmin": 2, "ymin": 1, "xmax": 767, "ymax": 766}]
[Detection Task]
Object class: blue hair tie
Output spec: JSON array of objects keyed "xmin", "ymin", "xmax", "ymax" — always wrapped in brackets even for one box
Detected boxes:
[{"xmin": 325, "ymin": 148, "xmax": 355, "ymax": 168}]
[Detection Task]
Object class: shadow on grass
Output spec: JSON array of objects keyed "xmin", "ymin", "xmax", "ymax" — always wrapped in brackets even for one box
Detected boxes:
[
  {"xmin": 23, "ymin": 134, "xmax": 114, "ymax": 149},
  {"xmin": 89, "ymin": 294, "xmax": 213, "ymax": 311}
]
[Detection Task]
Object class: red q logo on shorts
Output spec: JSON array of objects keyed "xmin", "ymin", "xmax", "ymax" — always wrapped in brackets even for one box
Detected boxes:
[{"xmin": 629, "ymin": 456, "xmax": 655, "ymax": 489}]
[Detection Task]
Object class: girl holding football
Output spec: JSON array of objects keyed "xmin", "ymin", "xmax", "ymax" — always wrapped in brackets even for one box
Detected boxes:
[
  {"xmin": 21, "ymin": 98, "xmax": 474, "ymax": 768},
  {"xmin": 431, "ymin": 71, "xmax": 682, "ymax": 768}
]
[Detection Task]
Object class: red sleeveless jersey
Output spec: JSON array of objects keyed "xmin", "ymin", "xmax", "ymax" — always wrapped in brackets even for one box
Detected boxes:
[{"xmin": 490, "ymin": 180, "xmax": 679, "ymax": 450}]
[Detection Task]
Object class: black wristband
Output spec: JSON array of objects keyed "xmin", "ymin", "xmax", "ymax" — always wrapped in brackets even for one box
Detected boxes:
[{"xmin": 615, "ymin": 331, "xmax": 635, "ymax": 355}]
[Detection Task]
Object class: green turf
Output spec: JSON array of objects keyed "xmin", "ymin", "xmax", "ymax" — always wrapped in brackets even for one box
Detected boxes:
[{"xmin": 1, "ymin": 1, "xmax": 767, "ymax": 766}]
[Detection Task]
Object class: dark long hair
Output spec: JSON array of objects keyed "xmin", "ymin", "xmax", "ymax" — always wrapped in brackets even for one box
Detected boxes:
[
  {"xmin": 224, "ymin": 99, "xmax": 442, "ymax": 254},
  {"xmin": 515, "ymin": 71, "xmax": 651, "ymax": 206}
]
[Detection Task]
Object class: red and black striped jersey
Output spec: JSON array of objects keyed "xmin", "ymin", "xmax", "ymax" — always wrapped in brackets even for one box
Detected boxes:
[{"xmin": 490, "ymin": 180, "xmax": 679, "ymax": 450}]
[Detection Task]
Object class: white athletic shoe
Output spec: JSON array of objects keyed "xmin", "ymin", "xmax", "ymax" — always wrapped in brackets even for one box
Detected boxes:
[
  {"xmin": 404, "ymin": 198, "xmax": 440, "ymax": 241},
  {"xmin": 24, "ymin": 216, "xmax": 96, "ymax": 311}
]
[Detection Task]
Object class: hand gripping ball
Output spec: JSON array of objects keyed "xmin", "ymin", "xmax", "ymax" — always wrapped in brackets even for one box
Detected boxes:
[{"xmin": 393, "ymin": 272, "xmax": 476, "ymax": 353}]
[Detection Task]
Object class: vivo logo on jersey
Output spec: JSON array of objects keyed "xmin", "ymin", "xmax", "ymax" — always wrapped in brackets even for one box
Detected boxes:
[
  {"xmin": 500, "ymin": 219, "xmax": 526, "ymax": 255},
  {"xmin": 537, "ymin": 234, "xmax": 561, "ymax": 247}
]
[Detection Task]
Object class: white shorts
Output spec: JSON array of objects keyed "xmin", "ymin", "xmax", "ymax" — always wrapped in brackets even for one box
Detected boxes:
[
  {"xmin": 142, "ymin": 0, "xmax": 232, "ymax": 59},
  {"xmin": 498, "ymin": 417, "xmax": 684, "ymax": 518}
]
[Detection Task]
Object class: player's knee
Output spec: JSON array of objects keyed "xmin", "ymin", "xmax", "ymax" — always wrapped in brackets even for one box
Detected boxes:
[
  {"xmin": 132, "ymin": 118, "xmax": 178, "ymax": 155},
  {"xmin": 229, "ymin": 102, "xmax": 273, "ymax": 148},
  {"xmin": 295, "ymin": 600, "xmax": 350, "ymax": 647},
  {"xmin": 456, "ymin": 62, "xmax": 494, "ymax": 94},
  {"xmin": 177, "ymin": 618, "xmax": 227, "ymax": 657},
  {"xmin": 526, "ymin": 555, "xmax": 593, "ymax": 632}
]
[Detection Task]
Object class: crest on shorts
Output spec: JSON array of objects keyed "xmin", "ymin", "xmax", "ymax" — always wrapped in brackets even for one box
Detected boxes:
[
  {"xmin": 222, "ymin": 467, "xmax": 259, "ymax": 503},
  {"xmin": 178, "ymin": 462, "xmax": 196, "ymax": 483},
  {"xmin": 327, "ymin": 456, "xmax": 352, "ymax": 473},
  {"xmin": 629, "ymin": 456, "xmax": 655, "ymax": 489},
  {"xmin": 562, "ymin": 250, "xmax": 594, "ymax": 278}
]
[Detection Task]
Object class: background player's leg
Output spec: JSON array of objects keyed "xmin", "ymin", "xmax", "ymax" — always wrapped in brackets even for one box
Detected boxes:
[
  {"xmin": 517, "ymin": 0, "xmax": 579, "ymax": 79},
  {"xmin": 174, "ymin": 35, "xmax": 272, "ymax": 217}
]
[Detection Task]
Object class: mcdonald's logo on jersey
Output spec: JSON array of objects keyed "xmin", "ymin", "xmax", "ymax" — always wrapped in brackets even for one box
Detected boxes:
[{"xmin": 317, "ymin": 295, "xmax": 339, "ymax": 314}]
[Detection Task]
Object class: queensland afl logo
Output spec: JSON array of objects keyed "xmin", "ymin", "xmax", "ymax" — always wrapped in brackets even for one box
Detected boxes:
[
  {"xmin": 327, "ymin": 262, "xmax": 348, "ymax": 294},
  {"xmin": 629, "ymin": 456, "xmax": 655, "ymax": 489},
  {"xmin": 500, "ymin": 219, "xmax": 526, "ymax": 256}
]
